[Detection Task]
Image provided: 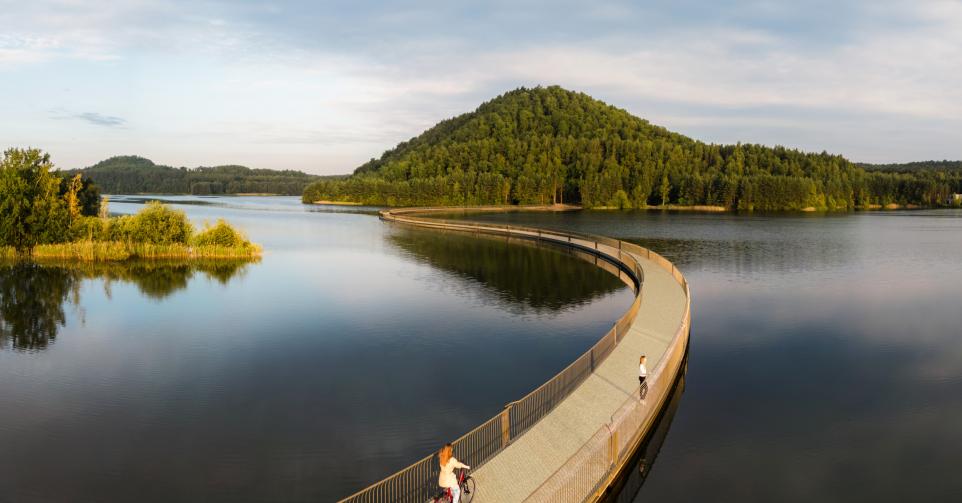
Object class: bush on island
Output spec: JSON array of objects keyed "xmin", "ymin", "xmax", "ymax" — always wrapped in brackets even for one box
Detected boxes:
[{"xmin": 193, "ymin": 219, "xmax": 247, "ymax": 248}]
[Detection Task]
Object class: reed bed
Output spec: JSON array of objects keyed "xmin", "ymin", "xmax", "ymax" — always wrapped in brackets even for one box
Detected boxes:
[
  {"xmin": 28, "ymin": 241, "xmax": 261, "ymax": 262},
  {"xmin": 0, "ymin": 246, "xmax": 19, "ymax": 260}
]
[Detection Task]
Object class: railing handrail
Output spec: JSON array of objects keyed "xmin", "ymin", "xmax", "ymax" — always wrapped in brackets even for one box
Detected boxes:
[
  {"xmin": 523, "ymin": 254, "xmax": 692, "ymax": 503},
  {"xmin": 336, "ymin": 206, "xmax": 685, "ymax": 503}
]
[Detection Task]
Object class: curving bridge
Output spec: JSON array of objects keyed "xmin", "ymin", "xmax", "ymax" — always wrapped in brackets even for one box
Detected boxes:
[{"xmin": 340, "ymin": 207, "xmax": 691, "ymax": 503}]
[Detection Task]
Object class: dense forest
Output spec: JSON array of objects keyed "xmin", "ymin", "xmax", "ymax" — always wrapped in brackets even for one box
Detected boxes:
[
  {"xmin": 860, "ymin": 160, "xmax": 962, "ymax": 172},
  {"xmin": 66, "ymin": 156, "xmax": 327, "ymax": 195},
  {"xmin": 303, "ymin": 86, "xmax": 962, "ymax": 210}
]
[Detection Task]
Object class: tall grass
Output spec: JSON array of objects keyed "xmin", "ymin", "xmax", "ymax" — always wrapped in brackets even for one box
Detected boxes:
[
  {"xmin": 0, "ymin": 246, "xmax": 19, "ymax": 260},
  {"xmin": 30, "ymin": 240, "xmax": 261, "ymax": 262},
  {"xmin": 33, "ymin": 241, "xmax": 131, "ymax": 261}
]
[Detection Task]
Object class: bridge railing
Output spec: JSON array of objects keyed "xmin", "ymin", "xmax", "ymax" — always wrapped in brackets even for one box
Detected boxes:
[
  {"xmin": 336, "ymin": 207, "xmax": 649, "ymax": 503},
  {"xmin": 523, "ymin": 259, "xmax": 691, "ymax": 503}
]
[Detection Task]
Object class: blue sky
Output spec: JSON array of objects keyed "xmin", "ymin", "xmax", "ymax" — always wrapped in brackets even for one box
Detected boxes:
[{"xmin": 2, "ymin": 0, "xmax": 960, "ymax": 174}]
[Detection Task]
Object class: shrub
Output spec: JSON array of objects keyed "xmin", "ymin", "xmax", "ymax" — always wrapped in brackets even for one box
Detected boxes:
[
  {"xmin": 607, "ymin": 189, "xmax": 632, "ymax": 210},
  {"xmin": 104, "ymin": 202, "xmax": 193, "ymax": 244},
  {"xmin": 69, "ymin": 216, "xmax": 107, "ymax": 241},
  {"xmin": 192, "ymin": 220, "xmax": 247, "ymax": 248},
  {"xmin": 105, "ymin": 215, "xmax": 135, "ymax": 242},
  {"xmin": 130, "ymin": 202, "xmax": 193, "ymax": 244}
]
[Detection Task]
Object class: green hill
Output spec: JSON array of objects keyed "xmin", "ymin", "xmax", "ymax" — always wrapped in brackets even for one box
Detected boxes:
[
  {"xmin": 303, "ymin": 86, "xmax": 962, "ymax": 210},
  {"xmin": 66, "ymin": 156, "xmax": 328, "ymax": 195}
]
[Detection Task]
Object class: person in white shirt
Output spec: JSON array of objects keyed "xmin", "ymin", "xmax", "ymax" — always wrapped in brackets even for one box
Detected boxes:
[
  {"xmin": 639, "ymin": 355, "xmax": 648, "ymax": 399},
  {"xmin": 438, "ymin": 443, "xmax": 470, "ymax": 503}
]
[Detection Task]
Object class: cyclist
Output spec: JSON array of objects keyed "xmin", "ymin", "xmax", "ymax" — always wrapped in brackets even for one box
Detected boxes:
[{"xmin": 438, "ymin": 443, "xmax": 470, "ymax": 503}]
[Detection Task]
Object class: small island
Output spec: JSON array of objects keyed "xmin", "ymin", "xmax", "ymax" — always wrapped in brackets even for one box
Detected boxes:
[{"xmin": 1, "ymin": 148, "xmax": 261, "ymax": 262}]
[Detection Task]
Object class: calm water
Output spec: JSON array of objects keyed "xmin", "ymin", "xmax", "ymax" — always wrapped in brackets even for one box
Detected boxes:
[
  {"xmin": 0, "ymin": 196, "xmax": 632, "ymax": 502},
  {"xmin": 4, "ymin": 202, "xmax": 962, "ymax": 502},
  {"xmin": 465, "ymin": 209, "xmax": 962, "ymax": 502}
]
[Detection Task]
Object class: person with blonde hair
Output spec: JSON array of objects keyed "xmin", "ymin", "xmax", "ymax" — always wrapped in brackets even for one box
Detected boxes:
[{"xmin": 438, "ymin": 443, "xmax": 470, "ymax": 503}]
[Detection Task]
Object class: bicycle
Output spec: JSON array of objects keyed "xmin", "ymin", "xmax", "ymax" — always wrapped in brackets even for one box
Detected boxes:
[{"xmin": 434, "ymin": 468, "xmax": 476, "ymax": 503}]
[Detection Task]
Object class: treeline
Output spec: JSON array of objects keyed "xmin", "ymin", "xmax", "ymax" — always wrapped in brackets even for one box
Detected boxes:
[
  {"xmin": 1, "ymin": 148, "xmax": 260, "ymax": 260},
  {"xmin": 303, "ymin": 86, "xmax": 962, "ymax": 210},
  {"xmin": 66, "ymin": 156, "xmax": 326, "ymax": 195},
  {"xmin": 860, "ymin": 160, "xmax": 962, "ymax": 172}
]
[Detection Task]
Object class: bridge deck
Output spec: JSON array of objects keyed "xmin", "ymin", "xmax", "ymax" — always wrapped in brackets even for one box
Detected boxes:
[{"xmin": 470, "ymin": 251, "xmax": 688, "ymax": 502}]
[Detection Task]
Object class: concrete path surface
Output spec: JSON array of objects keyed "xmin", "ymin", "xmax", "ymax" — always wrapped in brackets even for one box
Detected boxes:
[{"xmin": 469, "ymin": 250, "xmax": 688, "ymax": 502}]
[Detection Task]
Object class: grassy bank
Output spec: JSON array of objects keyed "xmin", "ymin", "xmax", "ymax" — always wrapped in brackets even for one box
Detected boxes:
[
  {"xmin": 3, "ymin": 241, "xmax": 261, "ymax": 262},
  {"xmin": 25, "ymin": 241, "xmax": 261, "ymax": 261}
]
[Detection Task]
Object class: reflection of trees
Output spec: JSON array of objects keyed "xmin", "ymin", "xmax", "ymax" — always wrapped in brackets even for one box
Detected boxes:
[
  {"xmin": 80, "ymin": 259, "xmax": 254, "ymax": 299},
  {"xmin": 0, "ymin": 258, "xmax": 256, "ymax": 351},
  {"xmin": 388, "ymin": 228, "xmax": 624, "ymax": 313},
  {"xmin": 0, "ymin": 263, "xmax": 78, "ymax": 351}
]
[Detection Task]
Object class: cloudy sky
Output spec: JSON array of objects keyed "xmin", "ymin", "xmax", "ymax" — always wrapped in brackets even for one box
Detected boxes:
[{"xmin": 2, "ymin": 0, "xmax": 960, "ymax": 174}]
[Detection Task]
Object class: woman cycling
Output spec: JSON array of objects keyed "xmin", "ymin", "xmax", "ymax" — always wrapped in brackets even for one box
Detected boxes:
[{"xmin": 438, "ymin": 443, "xmax": 470, "ymax": 503}]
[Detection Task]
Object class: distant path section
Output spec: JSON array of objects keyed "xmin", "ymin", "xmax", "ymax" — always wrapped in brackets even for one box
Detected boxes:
[{"xmin": 339, "ymin": 206, "xmax": 691, "ymax": 503}]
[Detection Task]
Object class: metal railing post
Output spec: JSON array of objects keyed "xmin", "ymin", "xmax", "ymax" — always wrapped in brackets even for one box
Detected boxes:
[
  {"xmin": 610, "ymin": 430, "xmax": 619, "ymax": 467},
  {"xmin": 501, "ymin": 405, "xmax": 511, "ymax": 448}
]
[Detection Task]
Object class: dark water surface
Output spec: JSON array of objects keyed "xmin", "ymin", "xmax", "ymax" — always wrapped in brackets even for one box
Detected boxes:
[
  {"xmin": 464, "ymin": 209, "xmax": 962, "ymax": 502},
  {"xmin": 0, "ymin": 196, "xmax": 632, "ymax": 502}
]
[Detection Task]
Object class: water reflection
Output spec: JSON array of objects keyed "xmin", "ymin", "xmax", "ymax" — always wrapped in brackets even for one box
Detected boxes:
[
  {"xmin": 0, "ymin": 264, "xmax": 78, "ymax": 351},
  {"xmin": 623, "ymin": 236, "xmax": 853, "ymax": 279},
  {"xmin": 607, "ymin": 360, "xmax": 687, "ymax": 503},
  {"xmin": 0, "ymin": 259, "xmax": 255, "ymax": 352},
  {"xmin": 462, "ymin": 209, "xmax": 962, "ymax": 501},
  {"xmin": 388, "ymin": 228, "xmax": 625, "ymax": 314}
]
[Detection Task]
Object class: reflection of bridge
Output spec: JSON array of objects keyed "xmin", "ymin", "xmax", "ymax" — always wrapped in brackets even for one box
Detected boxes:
[{"xmin": 339, "ymin": 207, "xmax": 691, "ymax": 503}]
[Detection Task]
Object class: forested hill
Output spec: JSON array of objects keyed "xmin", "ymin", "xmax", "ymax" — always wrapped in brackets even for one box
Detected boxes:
[
  {"xmin": 303, "ymin": 86, "xmax": 962, "ymax": 210},
  {"xmin": 859, "ymin": 161, "xmax": 962, "ymax": 172},
  {"xmin": 66, "ymin": 156, "xmax": 327, "ymax": 195}
]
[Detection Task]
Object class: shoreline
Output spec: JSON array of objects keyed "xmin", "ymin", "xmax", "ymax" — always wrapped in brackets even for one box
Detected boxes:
[
  {"xmin": 311, "ymin": 200, "xmax": 364, "ymax": 206},
  {"xmin": 356, "ymin": 203, "xmax": 947, "ymax": 213},
  {"xmin": 104, "ymin": 192, "xmax": 287, "ymax": 197}
]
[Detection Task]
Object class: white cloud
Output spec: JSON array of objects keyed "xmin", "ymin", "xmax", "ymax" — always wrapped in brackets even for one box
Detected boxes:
[{"xmin": 1, "ymin": 0, "xmax": 960, "ymax": 172}]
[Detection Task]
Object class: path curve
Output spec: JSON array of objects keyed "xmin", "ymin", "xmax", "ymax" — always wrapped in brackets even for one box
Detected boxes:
[{"xmin": 339, "ymin": 206, "xmax": 691, "ymax": 503}]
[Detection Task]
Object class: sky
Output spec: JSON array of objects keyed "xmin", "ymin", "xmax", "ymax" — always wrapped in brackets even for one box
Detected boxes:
[{"xmin": 1, "ymin": 0, "xmax": 960, "ymax": 175}]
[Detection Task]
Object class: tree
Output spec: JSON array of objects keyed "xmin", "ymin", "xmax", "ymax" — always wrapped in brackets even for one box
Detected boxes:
[
  {"xmin": 64, "ymin": 174, "xmax": 83, "ymax": 221},
  {"xmin": 0, "ymin": 148, "xmax": 69, "ymax": 251},
  {"xmin": 59, "ymin": 173, "xmax": 101, "ymax": 217},
  {"xmin": 299, "ymin": 86, "xmax": 962, "ymax": 210},
  {"xmin": 659, "ymin": 172, "xmax": 671, "ymax": 206}
]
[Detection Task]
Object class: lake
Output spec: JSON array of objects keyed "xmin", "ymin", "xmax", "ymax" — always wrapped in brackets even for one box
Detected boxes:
[
  {"xmin": 465, "ymin": 208, "xmax": 962, "ymax": 502},
  {"xmin": 2, "ymin": 199, "xmax": 961, "ymax": 502},
  {"xmin": 0, "ymin": 196, "xmax": 632, "ymax": 502}
]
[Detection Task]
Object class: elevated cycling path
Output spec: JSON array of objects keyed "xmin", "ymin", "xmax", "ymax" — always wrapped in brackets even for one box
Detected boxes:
[{"xmin": 339, "ymin": 206, "xmax": 691, "ymax": 503}]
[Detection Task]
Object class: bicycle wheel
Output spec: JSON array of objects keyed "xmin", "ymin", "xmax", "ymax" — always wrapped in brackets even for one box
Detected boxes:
[{"xmin": 461, "ymin": 476, "xmax": 476, "ymax": 503}]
